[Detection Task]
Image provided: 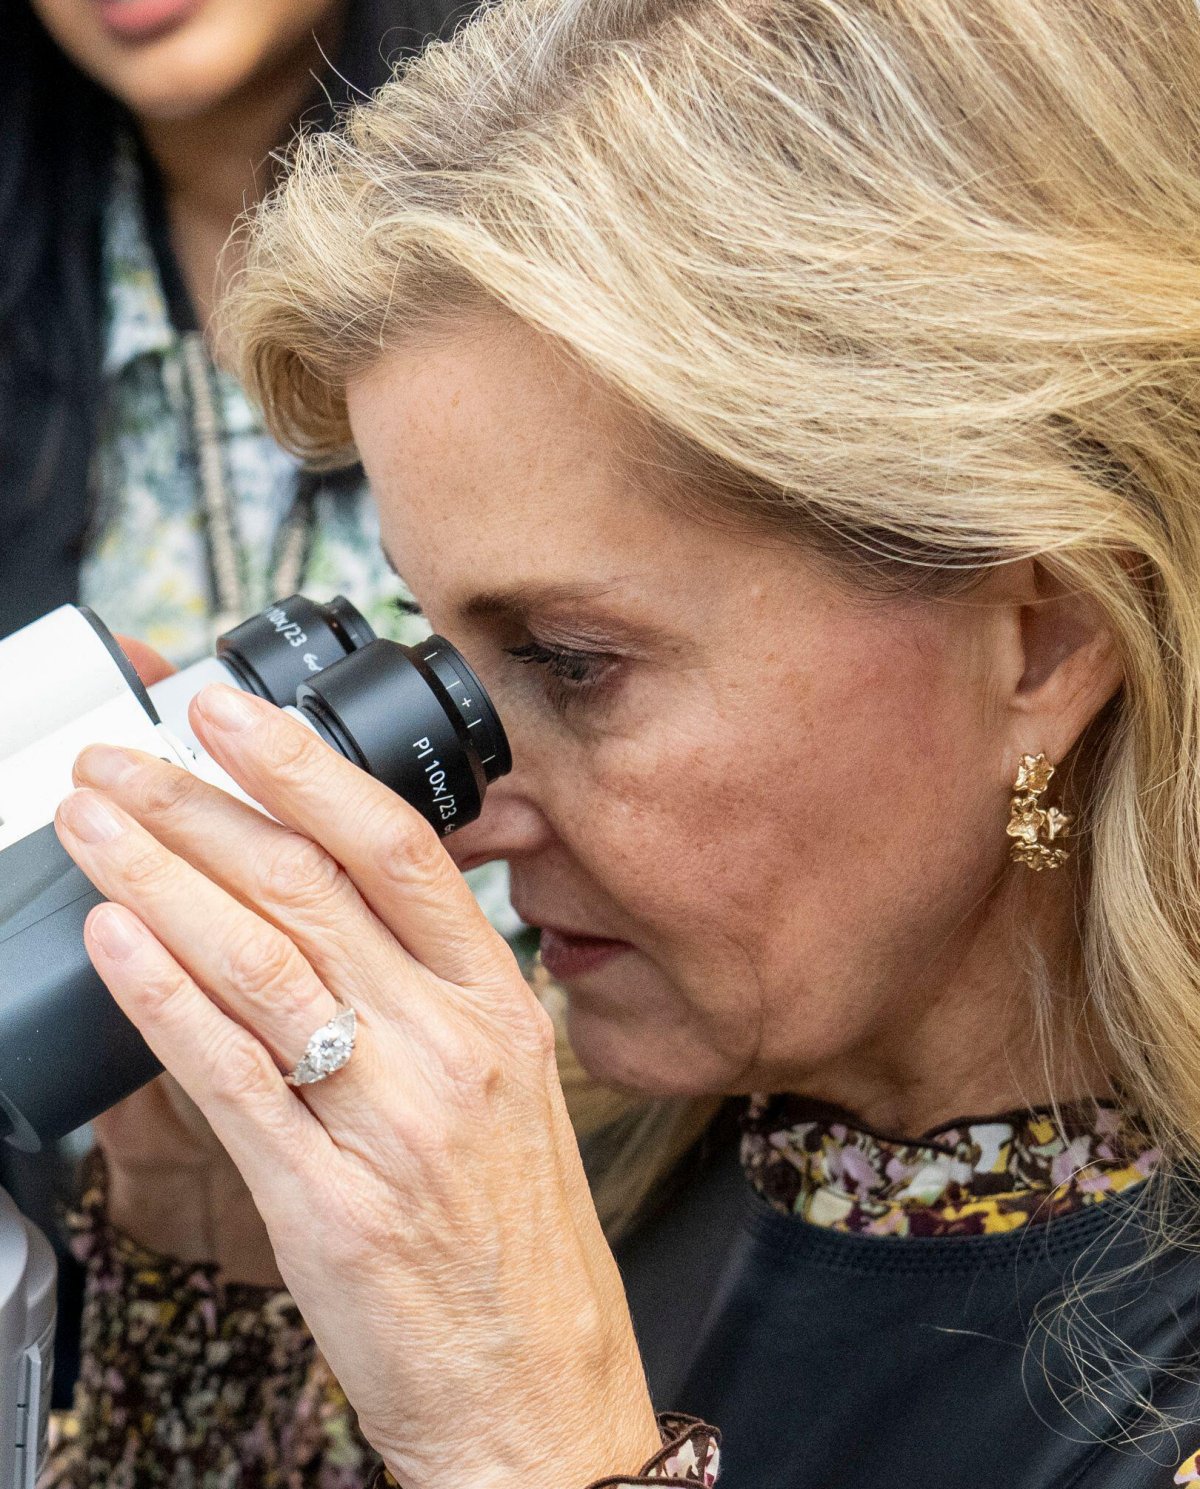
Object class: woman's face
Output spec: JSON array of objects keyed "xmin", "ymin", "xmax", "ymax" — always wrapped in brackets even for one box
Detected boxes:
[
  {"xmin": 31, "ymin": 0, "xmax": 343, "ymax": 120},
  {"xmin": 347, "ymin": 319, "xmax": 1062, "ymax": 1101}
]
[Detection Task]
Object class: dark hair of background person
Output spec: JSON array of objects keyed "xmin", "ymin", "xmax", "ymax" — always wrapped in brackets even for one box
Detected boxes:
[{"xmin": 0, "ymin": 0, "xmax": 465, "ymax": 641}]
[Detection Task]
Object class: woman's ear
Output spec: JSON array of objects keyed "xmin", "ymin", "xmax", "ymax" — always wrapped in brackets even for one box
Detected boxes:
[{"xmin": 1003, "ymin": 561, "xmax": 1124, "ymax": 767}]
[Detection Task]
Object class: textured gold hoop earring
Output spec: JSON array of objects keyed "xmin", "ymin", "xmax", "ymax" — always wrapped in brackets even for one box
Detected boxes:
[{"xmin": 1006, "ymin": 753, "xmax": 1072, "ymax": 871}]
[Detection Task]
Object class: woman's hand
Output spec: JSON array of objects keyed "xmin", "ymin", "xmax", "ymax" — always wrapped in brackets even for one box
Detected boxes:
[
  {"xmin": 54, "ymin": 684, "xmax": 661, "ymax": 1489},
  {"xmin": 91, "ymin": 639, "xmax": 281, "ymax": 1283}
]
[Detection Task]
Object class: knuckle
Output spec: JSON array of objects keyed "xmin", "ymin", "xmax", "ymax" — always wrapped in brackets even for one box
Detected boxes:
[
  {"xmin": 259, "ymin": 718, "xmax": 329, "ymax": 786},
  {"xmin": 137, "ymin": 764, "xmax": 196, "ymax": 821},
  {"xmin": 522, "ymin": 1001, "xmax": 558, "ymax": 1065},
  {"xmin": 393, "ymin": 1106, "xmax": 456, "ymax": 1167},
  {"xmin": 137, "ymin": 959, "xmax": 196, "ymax": 1014},
  {"xmin": 493, "ymin": 998, "xmax": 558, "ymax": 1072},
  {"xmin": 117, "ymin": 839, "xmax": 171, "ymax": 894},
  {"xmin": 209, "ymin": 1031, "xmax": 283, "ymax": 1107},
  {"xmin": 272, "ymin": 978, "xmax": 330, "ymax": 1030},
  {"xmin": 221, "ymin": 924, "xmax": 301, "ymax": 1004},
  {"xmin": 437, "ymin": 1035, "xmax": 506, "ymax": 1112},
  {"xmin": 475, "ymin": 980, "xmax": 557, "ymax": 1063},
  {"xmin": 376, "ymin": 811, "xmax": 445, "ymax": 888},
  {"xmin": 257, "ymin": 832, "xmax": 344, "ymax": 908}
]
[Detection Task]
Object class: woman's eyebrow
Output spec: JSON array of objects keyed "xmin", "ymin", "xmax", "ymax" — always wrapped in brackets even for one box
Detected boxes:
[
  {"xmin": 463, "ymin": 582, "xmax": 681, "ymax": 653},
  {"xmin": 379, "ymin": 553, "xmax": 675, "ymax": 647},
  {"xmin": 379, "ymin": 547, "xmax": 625, "ymax": 622},
  {"xmin": 461, "ymin": 580, "xmax": 623, "ymax": 625}
]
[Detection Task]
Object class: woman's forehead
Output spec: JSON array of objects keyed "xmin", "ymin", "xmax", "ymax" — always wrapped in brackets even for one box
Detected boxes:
[{"xmin": 351, "ymin": 334, "xmax": 669, "ymax": 559}]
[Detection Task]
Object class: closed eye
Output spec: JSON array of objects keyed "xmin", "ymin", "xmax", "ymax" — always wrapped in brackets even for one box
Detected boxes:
[{"xmin": 506, "ymin": 640, "xmax": 617, "ymax": 709}]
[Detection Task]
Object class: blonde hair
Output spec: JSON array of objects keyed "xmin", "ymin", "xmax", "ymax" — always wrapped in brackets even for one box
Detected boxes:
[{"xmin": 229, "ymin": 0, "xmax": 1200, "ymax": 1361}]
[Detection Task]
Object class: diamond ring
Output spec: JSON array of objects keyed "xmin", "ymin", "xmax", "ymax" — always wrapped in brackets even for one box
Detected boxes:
[{"xmin": 284, "ymin": 1003, "xmax": 357, "ymax": 1087}]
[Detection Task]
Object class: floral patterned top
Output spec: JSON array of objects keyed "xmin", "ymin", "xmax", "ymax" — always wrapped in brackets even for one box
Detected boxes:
[
  {"xmin": 46, "ymin": 1159, "xmax": 717, "ymax": 1489},
  {"xmin": 740, "ymin": 1093, "xmax": 1159, "ymax": 1236},
  {"xmin": 47, "ymin": 1097, "xmax": 1157, "ymax": 1489}
]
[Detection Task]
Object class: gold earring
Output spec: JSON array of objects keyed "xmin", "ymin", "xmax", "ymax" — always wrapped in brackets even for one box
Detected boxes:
[{"xmin": 1006, "ymin": 752, "xmax": 1072, "ymax": 871}]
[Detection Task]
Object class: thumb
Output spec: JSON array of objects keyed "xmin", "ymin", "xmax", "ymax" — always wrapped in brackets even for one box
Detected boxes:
[{"xmin": 115, "ymin": 634, "xmax": 176, "ymax": 687}]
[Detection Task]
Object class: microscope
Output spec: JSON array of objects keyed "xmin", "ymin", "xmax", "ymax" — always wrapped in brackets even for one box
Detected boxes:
[{"xmin": 0, "ymin": 595, "xmax": 510, "ymax": 1487}]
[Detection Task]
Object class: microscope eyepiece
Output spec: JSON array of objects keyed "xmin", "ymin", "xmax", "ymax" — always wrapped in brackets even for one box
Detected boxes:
[
  {"xmin": 420, "ymin": 637, "xmax": 512, "ymax": 785},
  {"xmin": 295, "ymin": 635, "xmax": 512, "ymax": 836},
  {"xmin": 216, "ymin": 595, "xmax": 375, "ymax": 705}
]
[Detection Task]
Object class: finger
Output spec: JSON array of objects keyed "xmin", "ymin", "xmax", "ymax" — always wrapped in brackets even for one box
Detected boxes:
[
  {"xmin": 56, "ymin": 788, "xmax": 343, "ymax": 1077},
  {"xmin": 58, "ymin": 789, "xmax": 397, "ymax": 1139},
  {"xmin": 190, "ymin": 685, "xmax": 516, "ymax": 991},
  {"xmin": 82, "ymin": 901, "xmax": 329, "ymax": 1198},
  {"xmin": 72, "ymin": 744, "xmax": 414, "ymax": 1017},
  {"xmin": 115, "ymin": 635, "xmax": 176, "ymax": 687},
  {"xmin": 70, "ymin": 747, "xmax": 523, "ymax": 1123}
]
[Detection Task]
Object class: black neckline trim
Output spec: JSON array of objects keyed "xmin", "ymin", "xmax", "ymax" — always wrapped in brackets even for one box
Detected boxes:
[{"xmin": 746, "ymin": 1093, "xmax": 1126, "ymax": 1155}]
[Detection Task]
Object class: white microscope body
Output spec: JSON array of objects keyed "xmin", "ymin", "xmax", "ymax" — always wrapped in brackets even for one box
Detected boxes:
[{"xmin": 0, "ymin": 597, "xmax": 365, "ymax": 1489}]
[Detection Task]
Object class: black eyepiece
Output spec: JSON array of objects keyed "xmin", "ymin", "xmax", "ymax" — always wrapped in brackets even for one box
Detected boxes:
[
  {"xmin": 418, "ymin": 637, "xmax": 512, "ymax": 784},
  {"xmin": 295, "ymin": 636, "xmax": 511, "ymax": 835},
  {"xmin": 217, "ymin": 595, "xmax": 376, "ymax": 705}
]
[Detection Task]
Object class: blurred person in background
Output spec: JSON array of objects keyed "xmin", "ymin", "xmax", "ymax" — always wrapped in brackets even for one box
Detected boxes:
[
  {"xmin": 0, "ymin": 0, "xmax": 474, "ymax": 1407},
  {"xmin": 2, "ymin": 0, "xmax": 468, "ymax": 653}
]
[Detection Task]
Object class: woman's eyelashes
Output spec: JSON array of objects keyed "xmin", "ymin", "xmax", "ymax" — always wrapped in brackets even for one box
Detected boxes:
[{"xmin": 505, "ymin": 639, "xmax": 618, "ymax": 710}]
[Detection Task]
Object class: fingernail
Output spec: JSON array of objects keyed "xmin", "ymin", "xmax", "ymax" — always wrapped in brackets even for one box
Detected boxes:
[
  {"xmin": 196, "ymin": 684, "xmax": 258, "ymax": 732},
  {"xmin": 75, "ymin": 745, "xmax": 138, "ymax": 789},
  {"xmin": 90, "ymin": 905, "xmax": 145, "ymax": 962},
  {"xmin": 59, "ymin": 790, "xmax": 124, "ymax": 844}
]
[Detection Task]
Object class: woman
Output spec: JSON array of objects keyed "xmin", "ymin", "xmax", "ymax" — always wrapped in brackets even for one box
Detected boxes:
[{"xmin": 49, "ymin": 0, "xmax": 1200, "ymax": 1484}]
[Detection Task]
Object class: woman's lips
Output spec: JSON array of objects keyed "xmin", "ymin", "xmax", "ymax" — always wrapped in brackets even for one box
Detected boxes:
[
  {"xmin": 95, "ymin": 0, "xmax": 204, "ymax": 42},
  {"xmin": 538, "ymin": 928, "xmax": 631, "ymax": 981}
]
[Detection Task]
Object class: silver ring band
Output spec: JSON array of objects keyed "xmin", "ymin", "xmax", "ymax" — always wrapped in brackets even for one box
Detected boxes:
[{"xmin": 284, "ymin": 1003, "xmax": 357, "ymax": 1087}]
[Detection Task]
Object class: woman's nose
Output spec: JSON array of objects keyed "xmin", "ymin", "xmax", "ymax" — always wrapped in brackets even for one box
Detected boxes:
[{"xmin": 446, "ymin": 780, "xmax": 551, "ymax": 873}]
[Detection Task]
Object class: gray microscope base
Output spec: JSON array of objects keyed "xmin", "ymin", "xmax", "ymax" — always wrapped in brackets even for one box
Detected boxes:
[{"xmin": 0, "ymin": 1189, "xmax": 55, "ymax": 1489}]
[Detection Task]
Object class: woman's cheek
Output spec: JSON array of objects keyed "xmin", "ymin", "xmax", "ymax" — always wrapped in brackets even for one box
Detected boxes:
[{"xmin": 576, "ymin": 717, "xmax": 707, "ymax": 832}]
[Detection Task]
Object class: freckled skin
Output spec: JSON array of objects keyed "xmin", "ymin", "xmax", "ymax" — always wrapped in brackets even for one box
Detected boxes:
[{"xmin": 347, "ymin": 315, "xmax": 1114, "ymax": 1129}]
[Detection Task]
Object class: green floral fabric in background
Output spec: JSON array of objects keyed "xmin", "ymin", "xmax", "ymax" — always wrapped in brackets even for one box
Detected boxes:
[{"xmin": 81, "ymin": 145, "xmax": 424, "ymax": 662}]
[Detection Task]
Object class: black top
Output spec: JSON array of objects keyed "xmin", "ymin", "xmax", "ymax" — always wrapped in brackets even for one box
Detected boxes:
[{"xmin": 618, "ymin": 1126, "xmax": 1200, "ymax": 1489}]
